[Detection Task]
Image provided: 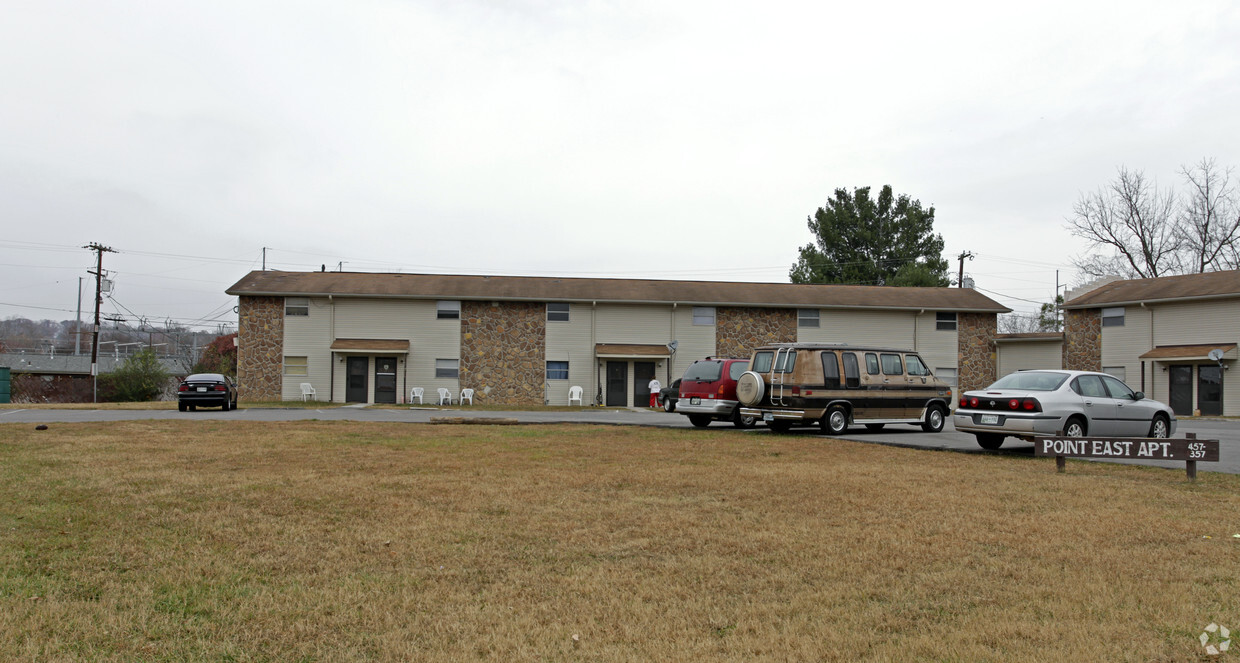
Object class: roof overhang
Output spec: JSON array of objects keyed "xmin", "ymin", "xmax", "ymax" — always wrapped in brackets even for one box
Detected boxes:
[
  {"xmin": 330, "ymin": 338, "xmax": 410, "ymax": 354},
  {"xmin": 595, "ymin": 343, "xmax": 670, "ymax": 359},
  {"xmin": 1138, "ymin": 344, "xmax": 1237, "ymax": 361},
  {"xmin": 995, "ymin": 333, "xmax": 1064, "ymax": 344}
]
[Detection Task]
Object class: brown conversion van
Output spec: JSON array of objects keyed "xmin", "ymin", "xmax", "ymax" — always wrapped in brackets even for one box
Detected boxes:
[{"xmin": 736, "ymin": 343, "xmax": 953, "ymax": 434}]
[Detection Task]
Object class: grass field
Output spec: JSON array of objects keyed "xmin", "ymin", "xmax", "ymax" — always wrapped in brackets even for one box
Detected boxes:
[{"xmin": 1, "ymin": 421, "xmax": 1237, "ymax": 661}]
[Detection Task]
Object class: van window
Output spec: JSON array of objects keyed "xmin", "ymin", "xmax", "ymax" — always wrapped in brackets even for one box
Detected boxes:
[
  {"xmin": 905, "ymin": 355, "xmax": 929, "ymax": 376},
  {"xmin": 842, "ymin": 353, "xmax": 860, "ymax": 388},
  {"xmin": 775, "ymin": 351, "xmax": 797, "ymax": 373},
  {"xmin": 728, "ymin": 361, "xmax": 749, "ymax": 380},
  {"xmin": 683, "ymin": 361, "xmax": 722, "ymax": 381},
  {"xmin": 880, "ymin": 353, "xmax": 904, "ymax": 376},
  {"xmin": 752, "ymin": 352, "xmax": 773, "ymax": 373},
  {"xmin": 865, "ymin": 353, "xmax": 880, "ymax": 375},
  {"xmin": 822, "ymin": 352, "xmax": 840, "ymax": 388}
]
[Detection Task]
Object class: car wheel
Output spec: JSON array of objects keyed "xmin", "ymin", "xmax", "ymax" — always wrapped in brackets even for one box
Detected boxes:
[
  {"xmin": 732, "ymin": 409, "xmax": 757, "ymax": 429},
  {"xmin": 976, "ymin": 433, "xmax": 1005, "ymax": 450},
  {"xmin": 820, "ymin": 405, "xmax": 848, "ymax": 435},
  {"xmin": 864, "ymin": 423, "xmax": 885, "ymax": 432},
  {"xmin": 1063, "ymin": 416, "xmax": 1087, "ymax": 438},
  {"xmin": 178, "ymin": 402, "xmax": 186, "ymax": 412},
  {"xmin": 767, "ymin": 420, "xmax": 792, "ymax": 434},
  {"xmin": 663, "ymin": 398, "xmax": 676, "ymax": 413},
  {"xmin": 688, "ymin": 414, "xmax": 712, "ymax": 428},
  {"xmin": 1149, "ymin": 414, "xmax": 1169, "ymax": 438},
  {"xmin": 189, "ymin": 404, "xmax": 196, "ymax": 411},
  {"xmin": 221, "ymin": 399, "xmax": 230, "ymax": 412},
  {"xmin": 921, "ymin": 405, "xmax": 946, "ymax": 433}
]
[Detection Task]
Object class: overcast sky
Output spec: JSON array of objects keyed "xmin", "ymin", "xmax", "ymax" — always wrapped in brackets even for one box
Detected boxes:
[{"xmin": 3, "ymin": 0, "xmax": 1239, "ymax": 333}]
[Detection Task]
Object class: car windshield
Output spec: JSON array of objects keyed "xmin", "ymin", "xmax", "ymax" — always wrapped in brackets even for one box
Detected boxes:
[
  {"xmin": 682, "ymin": 361, "xmax": 722, "ymax": 381},
  {"xmin": 987, "ymin": 371, "xmax": 1069, "ymax": 391}
]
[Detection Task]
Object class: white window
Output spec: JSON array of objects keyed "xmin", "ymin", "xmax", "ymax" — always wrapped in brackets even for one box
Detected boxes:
[
  {"xmin": 437, "ymin": 300, "xmax": 460, "ymax": 319},
  {"xmin": 435, "ymin": 359, "xmax": 459, "ymax": 378},
  {"xmin": 285, "ymin": 297, "xmax": 309, "ymax": 316},
  {"xmin": 1103, "ymin": 366, "xmax": 1126, "ymax": 383},
  {"xmin": 1101, "ymin": 307, "xmax": 1125, "ymax": 327},
  {"xmin": 284, "ymin": 356, "xmax": 308, "ymax": 376},
  {"xmin": 936, "ymin": 367, "xmax": 957, "ymax": 387},
  {"xmin": 693, "ymin": 306, "xmax": 715, "ymax": 326},
  {"xmin": 798, "ymin": 309, "xmax": 820, "ymax": 328},
  {"xmin": 936, "ymin": 312, "xmax": 957, "ymax": 331},
  {"xmin": 547, "ymin": 302, "xmax": 570, "ymax": 322}
]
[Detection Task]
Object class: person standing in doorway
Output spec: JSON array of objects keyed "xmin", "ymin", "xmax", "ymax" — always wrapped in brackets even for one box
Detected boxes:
[{"xmin": 648, "ymin": 376, "xmax": 661, "ymax": 408}]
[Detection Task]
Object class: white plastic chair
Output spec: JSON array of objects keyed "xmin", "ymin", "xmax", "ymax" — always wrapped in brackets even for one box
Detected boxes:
[
  {"xmin": 300, "ymin": 383, "xmax": 316, "ymax": 401},
  {"xmin": 568, "ymin": 385, "xmax": 583, "ymax": 406},
  {"xmin": 410, "ymin": 387, "xmax": 424, "ymax": 404},
  {"xmin": 437, "ymin": 388, "xmax": 453, "ymax": 405},
  {"xmin": 460, "ymin": 388, "xmax": 474, "ymax": 405}
]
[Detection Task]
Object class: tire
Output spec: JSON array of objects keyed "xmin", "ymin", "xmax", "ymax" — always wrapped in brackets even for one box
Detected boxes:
[
  {"xmin": 820, "ymin": 405, "xmax": 848, "ymax": 435},
  {"xmin": 688, "ymin": 414, "xmax": 712, "ymax": 428},
  {"xmin": 1149, "ymin": 414, "xmax": 1169, "ymax": 438},
  {"xmin": 189, "ymin": 405, "xmax": 196, "ymax": 412},
  {"xmin": 1063, "ymin": 416, "xmax": 1087, "ymax": 438},
  {"xmin": 732, "ymin": 409, "xmax": 757, "ymax": 429},
  {"xmin": 736, "ymin": 371, "xmax": 766, "ymax": 407},
  {"xmin": 767, "ymin": 420, "xmax": 793, "ymax": 434},
  {"xmin": 663, "ymin": 397, "xmax": 676, "ymax": 413},
  {"xmin": 864, "ymin": 424, "xmax": 885, "ymax": 432},
  {"xmin": 221, "ymin": 400, "xmax": 230, "ymax": 412},
  {"xmin": 921, "ymin": 405, "xmax": 946, "ymax": 433},
  {"xmin": 178, "ymin": 401, "xmax": 187, "ymax": 412},
  {"xmin": 976, "ymin": 433, "xmax": 1005, "ymax": 450}
]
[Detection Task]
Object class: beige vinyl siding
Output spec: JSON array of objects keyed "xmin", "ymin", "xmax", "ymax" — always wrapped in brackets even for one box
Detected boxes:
[
  {"xmin": 997, "ymin": 341, "xmax": 1063, "ymax": 377},
  {"xmin": 545, "ymin": 302, "xmax": 593, "ymax": 405},
  {"xmin": 329, "ymin": 298, "xmax": 453, "ymax": 404},
  {"xmin": 282, "ymin": 297, "xmax": 333, "ymax": 401},
  {"xmin": 1100, "ymin": 304, "xmax": 1152, "ymax": 395},
  {"xmin": 595, "ymin": 304, "xmax": 673, "ymax": 344},
  {"xmin": 669, "ymin": 305, "xmax": 715, "ymax": 381},
  {"xmin": 1147, "ymin": 300, "xmax": 1240, "ymax": 414},
  {"xmin": 810, "ymin": 310, "xmax": 917, "ymax": 349},
  {"xmin": 913, "ymin": 311, "xmax": 957, "ymax": 377}
]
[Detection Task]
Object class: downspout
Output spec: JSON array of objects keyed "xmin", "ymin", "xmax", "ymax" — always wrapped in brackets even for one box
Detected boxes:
[
  {"xmin": 329, "ymin": 295, "xmax": 335, "ymax": 402},
  {"xmin": 592, "ymin": 302, "xmax": 600, "ymax": 405}
]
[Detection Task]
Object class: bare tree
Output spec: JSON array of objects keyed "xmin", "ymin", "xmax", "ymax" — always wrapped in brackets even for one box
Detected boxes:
[
  {"xmin": 1068, "ymin": 167, "xmax": 1181, "ymax": 279},
  {"xmin": 1178, "ymin": 158, "xmax": 1240, "ymax": 272}
]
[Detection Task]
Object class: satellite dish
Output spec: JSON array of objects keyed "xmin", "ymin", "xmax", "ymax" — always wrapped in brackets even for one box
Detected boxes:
[
  {"xmin": 667, "ymin": 340, "xmax": 678, "ymax": 353},
  {"xmin": 1208, "ymin": 348, "xmax": 1225, "ymax": 362}
]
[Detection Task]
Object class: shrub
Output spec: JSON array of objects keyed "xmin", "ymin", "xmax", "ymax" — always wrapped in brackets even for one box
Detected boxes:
[{"xmin": 101, "ymin": 349, "xmax": 169, "ymax": 402}]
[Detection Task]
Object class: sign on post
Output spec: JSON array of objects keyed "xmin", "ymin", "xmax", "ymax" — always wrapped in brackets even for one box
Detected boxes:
[{"xmin": 1032, "ymin": 432, "xmax": 1219, "ymax": 481}]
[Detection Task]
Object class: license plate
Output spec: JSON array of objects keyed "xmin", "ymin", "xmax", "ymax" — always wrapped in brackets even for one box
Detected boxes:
[
  {"xmin": 763, "ymin": 413, "xmax": 773, "ymax": 422},
  {"xmin": 197, "ymin": 387, "xmax": 207, "ymax": 392},
  {"xmin": 690, "ymin": 398, "xmax": 701, "ymax": 405},
  {"xmin": 980, "ymin": 414, "xmax": 999, "ymax": 425}
]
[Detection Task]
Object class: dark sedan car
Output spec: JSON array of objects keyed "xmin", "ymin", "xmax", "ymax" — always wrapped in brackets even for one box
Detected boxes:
[
  {"xmin": 657, "ymin": 379, "xmax": 681, "ymax": 412},
  {"xmin": 177, "ymin": 373, "xmax": 238, "ymax": 411}
]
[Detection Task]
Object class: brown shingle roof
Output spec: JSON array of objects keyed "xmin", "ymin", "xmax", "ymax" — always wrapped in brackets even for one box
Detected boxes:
[
  {"xmin": 1138, "ymin": 344, "xmax": 1237, "ymax": 360},
  {"xmin": 1062, "ymin": 270, "xmax": 1240, "ymax": 309},
  {"xmin": 226, "ymin": 271, "xmax": 1008, "ymax": 312}
]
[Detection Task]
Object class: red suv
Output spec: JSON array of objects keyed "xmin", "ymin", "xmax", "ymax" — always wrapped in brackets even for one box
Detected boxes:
[{"xmin": 675, "ymin": 358, "xmax": 756, "ymax": 428}]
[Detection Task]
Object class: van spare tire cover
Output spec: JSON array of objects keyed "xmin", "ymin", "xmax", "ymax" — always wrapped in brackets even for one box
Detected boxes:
[{"xmin": 736, "ymin": 371, "xmax": 765, "ymax": 406}]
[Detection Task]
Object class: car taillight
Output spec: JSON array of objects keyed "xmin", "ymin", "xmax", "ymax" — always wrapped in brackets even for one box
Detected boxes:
[
  {"xmin": 1022, "ymin": 398, "xmax": 1041, "ymax": 412},
  {"xmin": 969, "ymin": 397, "xmax": 979, "ymax": 408},
  {"xmin": 1008, "ymin": 399, "xmax": 1020, "ymax": 410},
  {"xmin": 790, "ymin": 386, "xmax": 800, "ymax": 396},
  {"xmin": 178, "ymin": 384, "xmax": 188, "ymax": 392},
  {"xmin": 214, "ymin": 385, "xmax": 226, "ymax": 391}
]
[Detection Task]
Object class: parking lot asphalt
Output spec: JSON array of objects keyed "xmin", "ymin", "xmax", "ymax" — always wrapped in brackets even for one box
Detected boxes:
[{"xmin": 3, "ymin": 405, "xmax": 1238, "ymax": 475}]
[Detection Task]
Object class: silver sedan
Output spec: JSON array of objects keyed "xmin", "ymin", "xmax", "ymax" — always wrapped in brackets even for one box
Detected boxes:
[{"xmin": 953, "ymin": 370, "xmax": 1176, "ymax": 450}]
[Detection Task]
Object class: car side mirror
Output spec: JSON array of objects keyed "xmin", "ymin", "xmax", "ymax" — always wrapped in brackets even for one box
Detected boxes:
[{"xmin": 1133, "ymin": 391, "xmax": 1144, "ymax": 400}]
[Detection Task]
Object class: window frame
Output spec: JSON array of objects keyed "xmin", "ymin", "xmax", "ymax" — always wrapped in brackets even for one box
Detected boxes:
[
  {"xmin": 283, "ymin": 355, "xmax": 308, "ymax": 376},
  {"xmin": 435, "ymin": 359, "xmax": 460, "ymax": 379},
  {"xmin": 547, "ymin": 302, "xmax": 570, "ymax": 322},
  {"xmin": 821, "ymin": 351, "xmax": 840, "ymax": 389},
  {"xmin": 880, "ymin": 353, "xmax": 904, "ymax": 376},
  {"xmin": 936, "ymin": 312, "xmax": 957, "ymax": 331},
  {"xmin": 1101, "ymin": 307, "xmax": 1125, "ymax": 327},
  {"xmin": 546, "ymin": 361, "xmax": 569, "ymax": 380},
  {"xmin": 798, "ymin": 309, "xmax": 820, "ymax": 328},
  {"xmin": 437, "ymin": 300, "xmax": 461, "ymax": 320},
  {"xmin": 285, "ymin": 297, "xmax": 309, "ymax": 317},
  {"xmin": 692, "ymin": 306, "xmax": 715, "ymax": 326}
]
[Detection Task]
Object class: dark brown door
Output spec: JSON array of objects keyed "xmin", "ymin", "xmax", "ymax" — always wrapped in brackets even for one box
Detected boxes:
[
  {"xmin": 374, "ymin": 356, "xmax": 397, "ymax": 404},
  {"xmin": 1198, "ymin": 365, "xmax": 1223, "ymax": 416},
  {"xmin": 1168, "ymin": 365, "xmax": 1193, "ymax": 416},
  {"xmin": 634, "ymin": 361, "xmax": 655, "ymax": 406},
  {"xmin": 606, "ymin": 361, "xmax": 627, "ymax": 406},
  {"xmin": 346, "ymin": 357, "xmax": 368, "ymax": 403}
]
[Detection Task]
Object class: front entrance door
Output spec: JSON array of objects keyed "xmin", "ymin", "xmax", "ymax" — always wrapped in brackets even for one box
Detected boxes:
[
  {"xmin": 1198, "ymin": 365, "xmax": 1223, "ymax": 416},
  {"xmin": 374, "ymin": 356, "xmax": 397, "ymax": 404},
  {"xmin": 634, "ymin": 361, "xmax": 655, "ymax": 407},
  {"xmin": 346, "ymin": 357, "xmax": 368, "ymax": 403},
  {"xmin": 1168, "ymin": 365, "xmax": 1193, "ymax": 416},
  {"xmin": 606, "ymin": 361, "xmax": 627, "ymax": 406}
]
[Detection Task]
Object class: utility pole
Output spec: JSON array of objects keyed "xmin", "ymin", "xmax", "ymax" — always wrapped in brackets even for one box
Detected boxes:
[
  {"xmin": 956, "ymin": 251, "xmax": 975, "ymax": 288},
  {"xmin": 84, "ymin": 243, "xmax": 116, "ymax": 402},
  {"xmin": 75, "ymin": 276, "xmax": 83, "ymax": 356}
]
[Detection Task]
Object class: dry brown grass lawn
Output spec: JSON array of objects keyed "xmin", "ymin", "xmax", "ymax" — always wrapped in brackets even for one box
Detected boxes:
[{"xmin": 1, "ymin": 421, "xmax": 1236, "ymax": 662}]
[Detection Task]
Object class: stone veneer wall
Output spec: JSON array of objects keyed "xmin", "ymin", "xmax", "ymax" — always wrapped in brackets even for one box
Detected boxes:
[
  {"xmin": 715, "ymin": 307, "xmax": 797, "ymax": 359},
  {"xmin": 1062, "ymin": 309, "xmax": 1102, "ymax": 371},
  {"xmin": 957, "ymin": 312, "xmax": 998, "ymax": 395},
  {"xmin": 237, "ymin": 296, "xmax": 284, "ymax": 402},
  {"xmin": 460, "ymin": 301, "xmax": 546, "ymax": 405}
]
